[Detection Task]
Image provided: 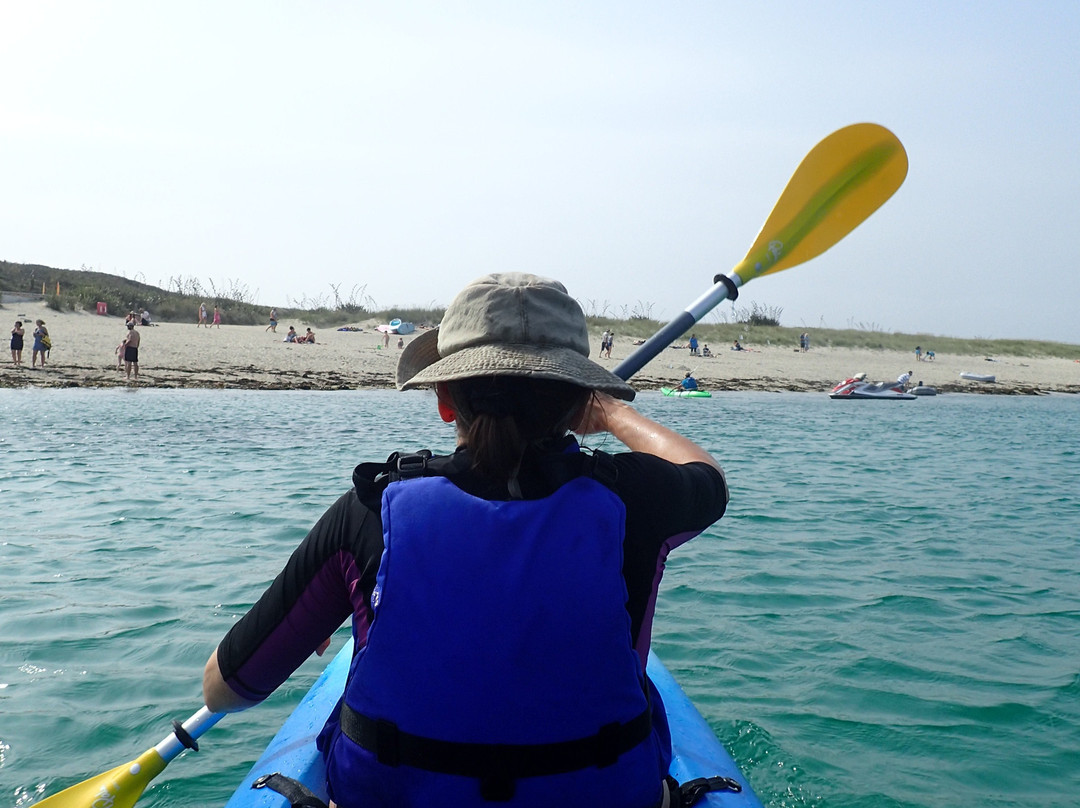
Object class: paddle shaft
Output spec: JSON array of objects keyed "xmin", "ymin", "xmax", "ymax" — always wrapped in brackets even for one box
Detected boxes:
[
  {"xmin": 157, "ymin": 707, "xmax": 224, "ymax": 762},
  {"xmin": 613, "ymin": 274, "xmax": 742, "ymax": 381}
]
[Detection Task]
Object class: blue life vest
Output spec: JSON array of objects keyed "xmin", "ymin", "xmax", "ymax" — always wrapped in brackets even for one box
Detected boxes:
[{"xmin": 322, "ymin": 464, "xmax": 665, "ymax": 807}]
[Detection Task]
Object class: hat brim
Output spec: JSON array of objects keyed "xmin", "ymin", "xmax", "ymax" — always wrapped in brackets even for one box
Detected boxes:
[{"xmin": 397, "ymin": 329, "xmax": 635, "ymax": 401}]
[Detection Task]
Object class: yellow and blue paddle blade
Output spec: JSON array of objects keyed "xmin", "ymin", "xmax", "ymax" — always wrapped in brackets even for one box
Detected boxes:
[
  {"xmin": 615, "ymin": 122, "xmax": 906, "ymax": 380},
  {"xmin": 733, "ymin": 122, "xmax": 908, "ymax": 284},
  {"xmin": 33, "ymin": 748, "xmax": 168, "ymax": 808},
  {"xmin": 34, "ymin": 708, "xmax": 223, "ymax": 808}
]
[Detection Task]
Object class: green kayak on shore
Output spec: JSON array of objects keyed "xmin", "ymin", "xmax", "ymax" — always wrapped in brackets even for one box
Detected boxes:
[{"xmin": 661, "ymin": 387, "xmax": 712, "ymax": 398}]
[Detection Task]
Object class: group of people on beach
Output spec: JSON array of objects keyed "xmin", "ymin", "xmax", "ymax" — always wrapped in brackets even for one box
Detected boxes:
[
  {"xmin": 9, "ymin": 319, "xmax": 49, "ymax": 367},
  {"xmin": 196, "ymin": 302, "xmax": 222, "ymax": 328},
  {"xmin": 284, "ymin": 326, "xmax": 317, "ymax": 344},
  {"xmin": 914, "ymin": 345, "xmax": 936, "ymax": 362},
  {"xmin": 599, "ymin": 329, "xmax": 614, "ymax": 358}
]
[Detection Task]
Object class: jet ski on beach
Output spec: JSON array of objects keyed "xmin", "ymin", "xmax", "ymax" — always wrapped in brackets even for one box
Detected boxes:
[{"xmin": 829, "ymin": 373, "xmax": 916, "ymax": 400}]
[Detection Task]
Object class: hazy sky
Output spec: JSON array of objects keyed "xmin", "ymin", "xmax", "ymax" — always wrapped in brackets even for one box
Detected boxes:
[{"xmin": 3, "ymin": 1, "xmax": 1078, "ymax": 344}]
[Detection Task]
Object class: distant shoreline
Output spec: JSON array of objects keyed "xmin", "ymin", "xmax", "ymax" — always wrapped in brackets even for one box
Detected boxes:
[{"xmin": 3, "ymin": 301, "xmax": 1079, "ymax": 394}]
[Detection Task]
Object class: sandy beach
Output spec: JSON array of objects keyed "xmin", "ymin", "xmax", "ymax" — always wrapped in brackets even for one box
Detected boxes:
[{"xmin": 3, "ymin": 301, "xmax": 1078, "ymax": 395}]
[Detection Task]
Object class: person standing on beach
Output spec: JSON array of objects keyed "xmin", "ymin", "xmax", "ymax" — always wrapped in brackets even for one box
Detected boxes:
[
  {"xmin": 897, "ymin": 369, "xmax": 912, "ymax": 390},
  {"xmin": 32, "ymin": 320, "xmax": 49, "ymax": 368},
  {"xmin": 201, "ymin": 272, "xmax": 728, "ymax": 808},
  {"xmin": 122, "ymin": 322, "xmax": 141, "ymax": 380},
  {"xmin": 198, "ymin": 302, "xmax": 208, "ymax": 327},
  {"xmin": 10, "ymin": 320, "xmax": 24, "ymax": 366},
  {"xmin": 603, "ymin": 331, "xmax": 614, "ymax": 359},
  {"xmin": 212, "ymin": 306, "xmax": 222, "ymax": 328},
  {"xmin": 266, "ymin": 308, "xmax": 278, "ymax": 332}
]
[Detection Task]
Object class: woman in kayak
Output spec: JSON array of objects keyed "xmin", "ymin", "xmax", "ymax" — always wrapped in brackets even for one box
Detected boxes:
[{"xmin": 202, "ymin": 273, "xmax": 728, "ymax": 808}]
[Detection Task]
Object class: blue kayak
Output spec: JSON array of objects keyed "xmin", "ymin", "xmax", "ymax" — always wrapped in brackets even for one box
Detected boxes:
[{"xmin": 224, "ymin": 640, "xmax": 762, "ymax": 807}]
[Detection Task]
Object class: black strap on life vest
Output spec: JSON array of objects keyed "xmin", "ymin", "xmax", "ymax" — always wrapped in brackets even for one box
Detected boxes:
[{"xmin": 337, "ymin": 701, "xmax": 652, "ymax": 801}]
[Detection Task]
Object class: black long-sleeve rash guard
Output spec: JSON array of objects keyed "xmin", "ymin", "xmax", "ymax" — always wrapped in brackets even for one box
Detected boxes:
[{"xmin": 216, "ymin": 444, "xmax": 727, "ymax": 704}]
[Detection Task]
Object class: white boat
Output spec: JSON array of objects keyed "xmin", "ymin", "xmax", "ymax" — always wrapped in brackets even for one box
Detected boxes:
[
  {"xmin": 376, "ymin": 319, "xmax": 416, "ymax": 335},
  {"xmin": 959, "ymin": 372, "xmax": 995, "ymax": 383}
]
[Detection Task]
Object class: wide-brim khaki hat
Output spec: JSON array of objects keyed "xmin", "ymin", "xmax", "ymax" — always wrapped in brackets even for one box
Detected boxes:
[{"xmin": 396, "ymin": 273, "xmax": 636, "ymax": 401}]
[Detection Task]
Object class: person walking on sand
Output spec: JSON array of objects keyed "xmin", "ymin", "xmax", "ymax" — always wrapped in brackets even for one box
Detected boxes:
[
  {"xmin": 122, "ymin": 322, "xmax": 141, "ymax": 380},
  {"xmin": 603, "ymin": 331, "xmax": 614, "ymax": 359},
  {"xmin": 201, "ymin": 272, "xmax": 728, "ymax": 808},
  {"xmin": 212, "ymin": 306, "xmax": 222, "ymax": 328},
  {"xmin": 10, "ymin": 320, "xmax": 25, "ymax": 366},
  {"xmin": 32, "ymin": 320, "xmax": 49, "ymax": 368},
  {"xmin": 266, "ymin": 308, "xmax": 278, "ymax": 332},
  {"xmin": 915, "ymin": 346, "xmax": 923, "ymax": 362}
]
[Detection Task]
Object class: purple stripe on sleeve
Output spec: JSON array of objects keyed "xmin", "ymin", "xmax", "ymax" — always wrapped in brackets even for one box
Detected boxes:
[
  {"xmin": 226, "ymin": 550, "xmax": 368, "ymax": 701},
  {"xmin": 634, "ymin": 530, "xmax": 701, "ymax": 667}
]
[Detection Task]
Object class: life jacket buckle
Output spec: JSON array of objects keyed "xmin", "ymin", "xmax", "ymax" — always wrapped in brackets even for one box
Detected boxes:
[{"xmin": 394, "ymin": 450, "xmax": 432, "ymax": 480}]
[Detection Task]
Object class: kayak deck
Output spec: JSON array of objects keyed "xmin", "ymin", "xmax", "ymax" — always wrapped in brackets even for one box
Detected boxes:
[{"xmin": 224, "ymin": 641, "xmax": 761, "ymax": 807}]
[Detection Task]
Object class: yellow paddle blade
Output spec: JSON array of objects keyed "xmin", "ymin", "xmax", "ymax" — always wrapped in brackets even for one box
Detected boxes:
[
  {"xmin": 34, "ymin": 748, "xmax": 167, "ymax": 808},
  {"xmin": 732, "ymin": 122, "xmax": 908, "ymax": 284}
]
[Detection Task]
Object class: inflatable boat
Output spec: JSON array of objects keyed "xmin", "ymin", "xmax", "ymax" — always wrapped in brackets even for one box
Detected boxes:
[
  {"xmin": 959, "ymin": 372, "xmax": 995, "ymax": 383},
  {"xmin": 223, "ymin": 640, "xmax": 762, "ymax": 807}
]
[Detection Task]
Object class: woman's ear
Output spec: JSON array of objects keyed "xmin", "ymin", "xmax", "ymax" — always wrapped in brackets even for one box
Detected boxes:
[
  {"xmin": 437, "ymin": 398, "xmax": 456, "ymax": 423},
  {"xmin": 435, "ymin": 383, "xmax": 456, "ymax": 423}
]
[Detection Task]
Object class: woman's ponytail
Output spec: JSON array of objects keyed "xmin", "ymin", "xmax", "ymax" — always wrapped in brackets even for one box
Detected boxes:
[{"xmin": 442, "ymin": 378, "xmax": 590, "ymax": 483}]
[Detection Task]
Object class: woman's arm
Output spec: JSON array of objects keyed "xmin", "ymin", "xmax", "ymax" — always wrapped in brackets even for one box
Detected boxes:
[
  {"xmin": 201, "ymin": 633, "xmax": 333, "ymax": 712},
  {"xmin": 575, "ymin": 392, "xmax": 724, "ymax": 474},
  {"xmin": 203, "ymin": 650, "xmax": 260, "ymax": 713}
]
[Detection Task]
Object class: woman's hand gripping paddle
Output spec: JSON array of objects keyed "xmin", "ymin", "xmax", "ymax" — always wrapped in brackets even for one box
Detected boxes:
[
  {"xmin": 33, "ymin": 708, "xmax": 223, "ymax": 808},
  {"xmin": 32, "ymin": 122, "xmax": 906, "ymax": 808},
  {"xmin": 614, "ymin": 122, "xmax": 908, "ymax": 381}
]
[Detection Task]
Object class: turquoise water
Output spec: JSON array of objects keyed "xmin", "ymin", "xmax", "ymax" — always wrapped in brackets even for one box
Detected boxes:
[{"xmin": 2, "ymin": 389, "xmax": 1078, "ymax": 807}]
